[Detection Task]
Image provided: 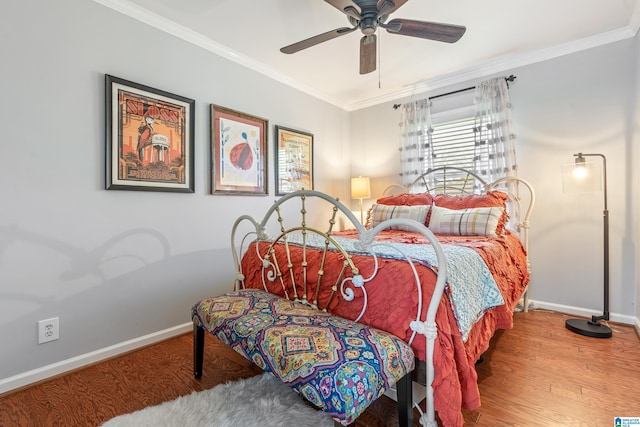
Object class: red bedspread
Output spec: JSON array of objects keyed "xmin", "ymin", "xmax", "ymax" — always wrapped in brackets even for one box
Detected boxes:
[{"xmin": 240, "ymin": 229, "xmax": 529, "ymax": 427}]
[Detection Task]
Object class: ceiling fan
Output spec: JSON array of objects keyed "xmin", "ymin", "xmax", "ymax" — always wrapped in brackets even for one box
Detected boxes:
[{"xmin": 280, "ymin": 0, "xmax": 466, "ymax": 75}]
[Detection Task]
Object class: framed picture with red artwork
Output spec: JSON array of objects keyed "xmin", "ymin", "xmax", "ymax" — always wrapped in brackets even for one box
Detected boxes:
[
  {"xmin": 210, "ymin": 104, "xmax": 268, "ymax": 195},
  {"xmin": 105, "ymin": 74, "xmax": 195, "ymax": 192}
]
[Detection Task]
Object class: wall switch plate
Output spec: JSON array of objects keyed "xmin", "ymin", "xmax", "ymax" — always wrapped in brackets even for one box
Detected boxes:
[{"xmin": 38, "ymin": 317, "xmax": 59, "ymax": 344}]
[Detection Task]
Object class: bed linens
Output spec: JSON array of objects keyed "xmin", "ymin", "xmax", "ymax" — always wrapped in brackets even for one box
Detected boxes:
[
  {"xmin": 285, "ymin": 231, "xmax": 504, "ymax": 342},
  {"xmin": 241, "ymin": 228, "xmax": 529, "ymax": 427}
]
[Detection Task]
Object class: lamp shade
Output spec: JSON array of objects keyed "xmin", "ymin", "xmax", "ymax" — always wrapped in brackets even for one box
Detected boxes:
[
  {"xmin": 562, "ymin": 160, "xmax": 601, "ymax": 193},
  {"xmin": 351, "ymin": 176, "xmax": 371, "ymax": 199}
]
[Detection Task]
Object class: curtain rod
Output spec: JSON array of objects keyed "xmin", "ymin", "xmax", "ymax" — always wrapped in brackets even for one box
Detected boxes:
[{"xmin": 392, "ymin": 74, "xmax": 517, "ymax": 109}]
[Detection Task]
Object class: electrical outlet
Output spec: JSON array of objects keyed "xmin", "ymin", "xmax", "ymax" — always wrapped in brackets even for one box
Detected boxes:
[{"xmin": 38, "ymin": 317, "xmax": 59, "ymax": 344}]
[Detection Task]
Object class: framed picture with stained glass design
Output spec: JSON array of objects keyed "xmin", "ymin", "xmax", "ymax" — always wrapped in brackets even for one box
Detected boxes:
[
  {"xmin": 210, "ymin": 104, "xmax": 268, "ymax": 195},
  {"xmin": 274, "ymin": 125, "xmax": 314, "ymax": 196},
  {"xmin": 105, "ymin": 74, "xmax": 195, "ymax": 192}
]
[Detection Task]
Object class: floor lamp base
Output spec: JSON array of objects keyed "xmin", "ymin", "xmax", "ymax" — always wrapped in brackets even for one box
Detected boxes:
[{"xmin": 565, "ymin": 318, "xmax": 612, "ymax": 338}]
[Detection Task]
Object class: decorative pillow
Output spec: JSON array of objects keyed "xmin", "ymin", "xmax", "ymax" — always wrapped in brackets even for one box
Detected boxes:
[
  {"xmin": 367, "ymin": 203, "xmax": 430, "ymax": 231},
  {"xmin": 376, "ymin": 192, "xmax": 434, "ymax": 207},
  {"xmin": 433, "ymin": 191, "xmax": 509, "ymax": 233},
  {"xmin": 433, "ymin": 190, "xmax": 508, "ymax": 209},
  {"xmin": 428, "ymin": 205, "xmax": 505, "ymax": 237}
]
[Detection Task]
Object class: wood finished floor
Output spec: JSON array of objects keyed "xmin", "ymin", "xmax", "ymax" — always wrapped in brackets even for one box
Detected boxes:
[{"xmin": 1, "ymin": 309, "xmax": 638, "ymax": 426}]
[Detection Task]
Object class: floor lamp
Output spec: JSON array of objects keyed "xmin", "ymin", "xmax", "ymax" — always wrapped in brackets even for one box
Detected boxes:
[
  {"xmin": 563, "ymin": 153, "xmax": 612, "ymax": 338},
  {"xmin": 351, "ymin": 176, "xmax": 371, "ymax": 224}
]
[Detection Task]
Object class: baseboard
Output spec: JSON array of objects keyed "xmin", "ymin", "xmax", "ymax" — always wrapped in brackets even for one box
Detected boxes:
[
  {"xmin": 635, "ymin": 318, "xmax": 640, "ymax": 339},
  {"xmin": 529, "ymin": 299, "xmax": 637, "ymax": 326},
  {"xmin": 0, "ymin": 322, "xmax": 192, "ymax": 396}
]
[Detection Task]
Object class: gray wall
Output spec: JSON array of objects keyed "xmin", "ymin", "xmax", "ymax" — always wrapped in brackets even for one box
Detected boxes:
[
  {"xmin": 512, "ymin": 38, "xmax": 637, "ymax": 321},
  {"xmin": 350, "ymin": 37, "xmax": 640, "ymax": 323},
  {"xmin": 0, "ymin": 0, "xmax": 349, "ymax": 383}
]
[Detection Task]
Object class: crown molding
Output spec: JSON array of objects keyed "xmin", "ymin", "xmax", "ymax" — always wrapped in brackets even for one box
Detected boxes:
[
  {"xmin": 91, "ymin": 0, "xmax": 345, "ymax": 108},
  {"xmin": 94, "ymin": 0, "xmax": 640, "ymax": 112},
  {"xmin": 344, "ymin": 24, "xmax": 640, "ymax": 111}
]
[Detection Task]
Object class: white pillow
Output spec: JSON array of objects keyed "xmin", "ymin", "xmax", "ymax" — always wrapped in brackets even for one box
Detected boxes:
[
  {"xmin": 428, "ymin": 205, "xmax": 504, "ymax": 237},
  {"xmin": 367, "ymin": 204, "xmax": 430, "ymax": 231}
]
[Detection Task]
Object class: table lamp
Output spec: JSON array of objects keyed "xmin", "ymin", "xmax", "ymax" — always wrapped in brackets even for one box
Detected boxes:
[{"xmin": 351, "ymin": 176, "xmax": 371, "ymax": 224}]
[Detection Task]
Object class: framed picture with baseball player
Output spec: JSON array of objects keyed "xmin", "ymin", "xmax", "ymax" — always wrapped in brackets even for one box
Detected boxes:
[
  {"xmin": 105, "ymin": 74, "xmax": 195, "ymax": 192},
  {"xmin": 210, "ymin": 104, "xmax": 268, "ymax": 195}
]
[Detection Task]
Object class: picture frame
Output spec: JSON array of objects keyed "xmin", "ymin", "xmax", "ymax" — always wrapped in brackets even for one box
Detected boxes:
[
  {"xmin": 105, "ymin": 74, "xmax": 195, "ymax": 192},
  {"xmin": 275, "ymin": 126, "xmax": 314, "ymax": 195},
  {"xmin": 211, "ymin": 104, "xmax": 268, "ymax": 195}
]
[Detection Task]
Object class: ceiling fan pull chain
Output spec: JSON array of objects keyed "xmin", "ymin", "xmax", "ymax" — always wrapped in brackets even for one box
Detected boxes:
[{"xmin": 378, "ymin": 28, "xmax": 381, "ymax": 89}]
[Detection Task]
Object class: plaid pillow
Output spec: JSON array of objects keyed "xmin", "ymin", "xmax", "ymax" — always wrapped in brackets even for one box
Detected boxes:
[
  {"xmin": 433, "ymin": 191, "xmax": 510, "ymax": 234},
  {"xmin": 367, "ymin": 204, "xmax": 430, "ymax": 231},
  {"xmin": 428, "ymin": 205, "xmax": 505, "ymax": 237}
]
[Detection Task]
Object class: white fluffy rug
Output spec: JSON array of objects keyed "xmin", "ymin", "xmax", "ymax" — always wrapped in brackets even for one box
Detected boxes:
[{"xmin": 101, "ymin": 373, "xmax": 334, "ymax": 427}]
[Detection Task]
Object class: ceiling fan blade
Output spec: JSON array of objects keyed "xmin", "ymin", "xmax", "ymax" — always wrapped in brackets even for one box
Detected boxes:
[
  {"xmin": 377, "ymin": 0, "xmax": 408, "ymax": 16},
  {"xmin": 280, "ymin": 26, "xmax": 357, "ymax": 54},
  {"xmin": 386, "ymin": 19, "xmax": 466, "ymax": 43},
  {"xmin": 324, "ymin": 0, "xmax": 361, "ymax": 20},
  {"xmin": 359, "ymin": 34, "xmax": 377, "ymax": 74}
]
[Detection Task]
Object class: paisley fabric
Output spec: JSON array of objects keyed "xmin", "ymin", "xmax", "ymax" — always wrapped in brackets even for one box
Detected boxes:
[{"xmin": 192, "ymin": 289, "xmax": 415, "ymax": 425}]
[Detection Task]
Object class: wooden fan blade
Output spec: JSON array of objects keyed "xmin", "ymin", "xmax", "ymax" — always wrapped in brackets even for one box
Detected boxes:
[
  {"xmin": 281, "ymin": 27, "xmax": 357, "ymax": 54},
  {"xmin": 377, "ymin": 0, "xmax": 408, "ymax": 16},
  {"xmin": 324, "ymin": 0, "xmax": 361, "ymax": 20},
  {"xmin": 386, "ymin": 19, "xmax": 466, "ymax": 43},
  {"xmin": 360, "ymin": 34, "xmax": 376, "ymax": 74}
]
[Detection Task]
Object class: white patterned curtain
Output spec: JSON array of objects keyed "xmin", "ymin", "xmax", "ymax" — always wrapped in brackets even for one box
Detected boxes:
[
  {"xmin": 398, "ymin": 99, "xmax": 433, "ymax": 190},
  {"xmin": 473, "ymin": 78, "xmax": 518, "ymax": 182}
]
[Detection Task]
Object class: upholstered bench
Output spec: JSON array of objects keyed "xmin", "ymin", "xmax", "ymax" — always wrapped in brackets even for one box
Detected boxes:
[{"xmin": 192, "ymin": 288, "xmax": 415, "ymax": 426}]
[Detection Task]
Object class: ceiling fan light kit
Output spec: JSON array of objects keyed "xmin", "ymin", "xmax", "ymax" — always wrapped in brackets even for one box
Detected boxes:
[{"xmin": 280, "ymin": 0, "xmax": 466, "ymax": 74}]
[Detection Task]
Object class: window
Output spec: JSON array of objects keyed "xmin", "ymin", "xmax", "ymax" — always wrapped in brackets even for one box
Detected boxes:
[
  {"xmin": 430, "ymin": 115, "xmax": 475, "ymax": 170},
  {"xmin": 405, "ymin": 102, "xmax": 487, "ymax": 194},
  {"xmin": 423, "ymin": 115, "xmax": 486, "ymax": 194}
]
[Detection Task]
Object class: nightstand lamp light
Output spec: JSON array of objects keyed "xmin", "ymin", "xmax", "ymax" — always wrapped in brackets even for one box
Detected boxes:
[
  {"xmin": 562, "ymin": 153, "xmax": 612, "ymax": 338},
  {"xmin": 351, "ymin": 176, "xmax": 371, "ymax": 224}
]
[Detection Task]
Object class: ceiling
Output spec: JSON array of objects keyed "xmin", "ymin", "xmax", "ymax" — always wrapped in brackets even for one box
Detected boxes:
[{"xmin": 101, "ymin": 0, "xmax": 640, "ymax": 111}]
